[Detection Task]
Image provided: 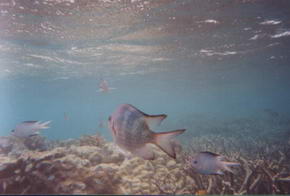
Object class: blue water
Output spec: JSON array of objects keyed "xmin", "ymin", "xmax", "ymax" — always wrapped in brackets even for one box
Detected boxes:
[{"xmin": 0, "ymin": 0, "xmax": 290, "ymax": 141}]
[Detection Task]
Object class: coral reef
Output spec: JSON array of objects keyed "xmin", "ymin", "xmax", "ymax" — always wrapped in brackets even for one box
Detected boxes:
[
  {"xmin": 0, "ymin": 115, "xmax": 289, "ymax": 195},
  {"xmin": 0, "ymin": 135, "xmax": 52, "ymax": 157},
  {"xmin": 0, "ymin": 134, "xmax": 194, "ymax": 194},
  {"xmin": 0, "ymin": 135, "xmax": 123, "ymax": 194}
]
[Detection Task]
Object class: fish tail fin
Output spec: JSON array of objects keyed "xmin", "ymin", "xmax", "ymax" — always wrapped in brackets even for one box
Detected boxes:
[
  {"xmin": 153, "ymin": 129, "xmax": 185, "ymax": 159},
  {"xmin": 38, "ymin": 121, "xmax": 51, "ymax": 129},
  {"xmin": 216, "ymin": 170, "xmax": 225, "ymax": 175},
  {"xmin": 222, "ymin": 161, "xmax": 240, "ymax": 173}
]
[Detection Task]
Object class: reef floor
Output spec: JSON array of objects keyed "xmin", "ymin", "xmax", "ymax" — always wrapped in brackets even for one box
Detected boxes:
[{"xmin": 0, "ymin": 133, "xmax": 289, "ymax": 194}]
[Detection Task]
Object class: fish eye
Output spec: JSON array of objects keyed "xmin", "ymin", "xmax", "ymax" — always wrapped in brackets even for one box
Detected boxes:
[
  {"xmin": 193, "ymin": 161, "xmax": 198, "ymax": 164},
  {"xmin": 11, "ymin": 129, "xmax": 15, "ymax": 132},
  {"xmin": 108, "ymin": 116, "xmax": 111, "ymax": 121}
]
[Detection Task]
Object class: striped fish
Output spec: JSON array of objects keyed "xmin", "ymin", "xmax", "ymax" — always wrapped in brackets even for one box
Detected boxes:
[{"xmin": 108, "ymin": 104, "xmax": 185, "ymax": 160}]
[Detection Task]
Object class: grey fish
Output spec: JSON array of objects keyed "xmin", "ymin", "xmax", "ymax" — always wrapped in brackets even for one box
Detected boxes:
[
  {"xmin": 11, "ymin": 121, "xmax": 51, "ymax": 138},
  {"xmin": 108, "ymin": 104, "xmax": 185, "ymax": 160},
  {"xmin": 189, "ymin": 151, "xmax": 240, "ymax": 175}
]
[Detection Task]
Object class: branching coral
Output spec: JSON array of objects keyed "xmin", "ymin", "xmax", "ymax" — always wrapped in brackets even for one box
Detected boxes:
[{"xmin": 183, "ymin": 133, "xmax": 290, "ymax": 195}]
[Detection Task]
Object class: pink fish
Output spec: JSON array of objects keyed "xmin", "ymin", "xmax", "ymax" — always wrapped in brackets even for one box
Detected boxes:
[
  {"xmin": 64, "ymin": 112, "xmax": 69, "ymax": 120},
  {"xmin": 108, "ymin": 104, "xmax": 185, "ymax": 160},
  {"xmin": 99, "ymin": 79, "xmax": 109, "ymax": 92},
  {"xmin": 189, "ymin": 151, "xmax": 240, "ymax": 175},
  {"xmin": 97, "ymin": 79, "xmax": 116, "ymax": 93}
]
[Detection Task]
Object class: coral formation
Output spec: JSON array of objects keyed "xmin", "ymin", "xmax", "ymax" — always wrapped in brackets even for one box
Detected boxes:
[
  {"xmin": 0, "ymin": 116, "xmax": 289, "ymax": 195},
  {"xmin": 0, "ymin": 135, "xmax": 122, "ymax": 194}
]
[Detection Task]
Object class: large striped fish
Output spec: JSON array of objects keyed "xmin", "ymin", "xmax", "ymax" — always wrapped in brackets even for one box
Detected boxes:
[{"xmin": 108, "ymin": 104, "xmax": 185, "ymax": 160}]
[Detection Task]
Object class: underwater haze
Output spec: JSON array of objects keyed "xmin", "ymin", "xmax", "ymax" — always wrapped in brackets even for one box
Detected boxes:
[
  {"xmin": 1, "ymin": 0, "xmax": 290, "ymax": 195},
  {"xmin": 0, "ymin": 0, "xmax": 290, "ymax": 143}
]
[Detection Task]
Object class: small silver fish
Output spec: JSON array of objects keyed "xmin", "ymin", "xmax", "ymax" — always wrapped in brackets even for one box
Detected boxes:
[
  {"xmin": 189, "ymin": 151, "xmax": 240, "ymax": 175},
  {"xmin": 11, "ymin": 121, "xmax": 51, "ymax": 138},
  {"xmin": 108, "ymin": 104, "xmax": 185, "ymax": 160}
]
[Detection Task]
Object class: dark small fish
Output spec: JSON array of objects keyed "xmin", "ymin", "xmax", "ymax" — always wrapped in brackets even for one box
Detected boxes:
[
  {"xmin": 189, "ymin": 151, "xmax": 240, "ymax": 175},
  {"xmin": 11, "ymin": 121, "xmax": 51, "ymax": 138},
  {"xmin": 108, "ymin": 104, "xmax": 185, "ymax": 160}
]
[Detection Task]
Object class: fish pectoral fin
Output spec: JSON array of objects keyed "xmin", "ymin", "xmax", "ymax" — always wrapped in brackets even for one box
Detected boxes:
[
  {"xmin": 154, "ymin": 129, "xmax": 186, "ymax": 159},
  {"xmin": 133, "ymin": 144, "xmax": 155, "ymax": 160},
  {"xmin": 144, "ymin": 114, "xmax": 167, "ymax": 129}
]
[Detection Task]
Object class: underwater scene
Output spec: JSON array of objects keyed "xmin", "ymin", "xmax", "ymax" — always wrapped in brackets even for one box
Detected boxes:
[{"xmin": 0, "ymin": 0, "xmax": 290, "ymax": 195}]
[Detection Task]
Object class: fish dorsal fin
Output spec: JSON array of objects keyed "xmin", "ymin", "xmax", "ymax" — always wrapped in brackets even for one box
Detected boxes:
[
  {"xmin": 125, "ymin": 104, "xmax": 167, "ymax": 129},
  {"xmin": 22, "ymin": 121, "xmax": 38, "ymax": 124},
  {"xmin": 144, "ymin": 114, "xmax": 167, "ymax": 130}
]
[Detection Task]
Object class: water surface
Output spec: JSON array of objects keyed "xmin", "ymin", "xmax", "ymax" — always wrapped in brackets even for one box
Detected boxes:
[{"xmin": 0, "ymin": 0, "xmax": 290, "ymax": 142}]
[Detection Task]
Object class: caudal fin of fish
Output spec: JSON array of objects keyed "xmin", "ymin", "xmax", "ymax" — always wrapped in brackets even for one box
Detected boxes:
[
  {"xmin": 153, "ymin": 129, "xmax": 185, "ymax": 159},
  {"xmin": 144, "ymin": 114, "xmax": 167, "ymax": 129},
  {"xmin": 36, "ymin": 121, "xmax": 51, "ymax": 129},
  {"xmin": 221, "ymin": 161, "xmax": 241, "ymax": 173}
]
